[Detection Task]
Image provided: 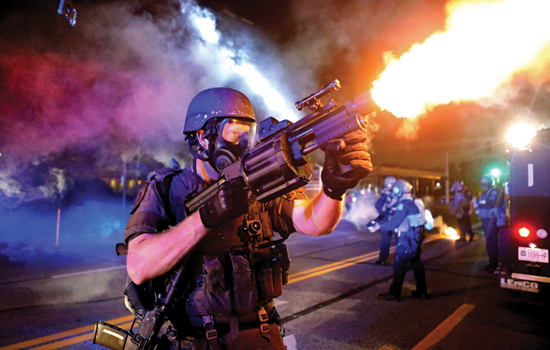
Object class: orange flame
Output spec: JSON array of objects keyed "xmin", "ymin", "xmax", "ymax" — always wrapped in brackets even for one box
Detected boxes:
[
  {"xmin": 371, "ymin": 0, "xmax": 550, "ymax": 119},
  {"xmin": 445, "ymin": 226, "xmax": 460, "ymax": 240}
]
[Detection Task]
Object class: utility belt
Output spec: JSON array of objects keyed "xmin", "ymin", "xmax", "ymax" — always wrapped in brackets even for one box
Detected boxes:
[
  {"xmin": 479, "ymin": 207, "xmax": 498, "ymax": 219},
  {"xmin": 187, "ymin": 300, "xmax": 276, "ymax": 328},
  {"xmin": 185, "ymin": 301, "xmax": 279, "ymax": 342}
]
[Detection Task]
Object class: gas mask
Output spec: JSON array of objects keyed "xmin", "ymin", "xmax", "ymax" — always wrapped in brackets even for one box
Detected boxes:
[
  {"xmin": 391, "ymin": 185, "xmax": 402, "ymax": 200},
  {"xmin": 208, "ymin": 118, "xmax": 257, "ymax": 172}
]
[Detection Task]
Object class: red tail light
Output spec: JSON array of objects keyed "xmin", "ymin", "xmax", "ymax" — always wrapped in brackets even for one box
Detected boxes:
[{"xmin": 519, "ymin": 227, "xmax": 530, "ymax": 237}]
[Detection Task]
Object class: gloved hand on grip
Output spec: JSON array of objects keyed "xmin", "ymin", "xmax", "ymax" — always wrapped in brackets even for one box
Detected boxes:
[
  {"xmin": 321, "ymin": 129, "xmax": 373, "ymax": 201},
  {"xmin": 199, "ymin": 178, "xmax": 249, "ymax": 228}
]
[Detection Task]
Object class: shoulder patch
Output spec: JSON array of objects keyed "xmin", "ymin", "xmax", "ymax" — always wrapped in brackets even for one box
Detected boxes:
[
  {"xmin": 130, "ymin": 184, "xmax": 148, "ymax": 215},
  {"xmin": 397, "ymin": 203, "xmax": 404, "ymax": 211}
]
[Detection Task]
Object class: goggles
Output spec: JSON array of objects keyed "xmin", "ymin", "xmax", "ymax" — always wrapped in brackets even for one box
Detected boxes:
[{"xmin": 216, "ymin": 118, "xmax": 257, "ymax": 147}]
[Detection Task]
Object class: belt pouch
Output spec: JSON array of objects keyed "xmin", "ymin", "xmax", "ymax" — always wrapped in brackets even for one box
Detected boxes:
[
  {"xmin": 257, "ymin": 265, "xmax": 275, "ymax": 300},
  {"xmin": 271, "ymin": 243, "xmax": 290, "ymax": 297},
  {"xmin": 231, "ymin": 254, "xmax": 258, "ymax": 314},
  {"xmin": 272, "ymin": 264, "xmax": 283, "ymax": 297},
  {"xmin": 203, "ymin": 256, "xmax": 232, "ymax": 315}
]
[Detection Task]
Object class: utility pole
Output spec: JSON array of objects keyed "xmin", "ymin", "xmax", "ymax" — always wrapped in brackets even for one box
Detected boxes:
[
  {"xmin": 445, "ymin": 150, "xmax": 450, "ymax": 204},
  {"xmin": 122, "ymin": 160, "xmax": 127, "ymax": 215}
]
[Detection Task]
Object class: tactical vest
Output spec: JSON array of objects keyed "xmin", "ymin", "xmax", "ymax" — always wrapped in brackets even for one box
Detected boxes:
[
  {"xmin": 395, "ymin": 198, "xmax": 425, "ymax": 261},
  {"xmin": 397, "ymin": 197, "xmax": 425, "ymax": 232},
  {"xmin": 478, "ymin": 188, "xmax": 500, "ymax": 219},
  {"xmin": 142, "ymin": 167, "xmax": 291, "ymax": 333},
  {"xmin": 409, "ymin": 198, "xmax": 426, "ymax": 228}
]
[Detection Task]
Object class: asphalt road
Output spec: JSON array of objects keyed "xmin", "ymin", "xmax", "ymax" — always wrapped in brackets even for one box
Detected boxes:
[{"xmin": 1, "ymin": 220, "xmax": 549, "ymax": 350}]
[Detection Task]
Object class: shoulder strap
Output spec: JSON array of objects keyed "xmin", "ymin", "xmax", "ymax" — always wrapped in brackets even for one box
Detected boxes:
[
  {"xmin": 156, "ymin": 176, "xmax": 175, "ymax": 226},
  {"xmin": 149, "ymin": 167, "xmax": 183, "ymax": 227}
]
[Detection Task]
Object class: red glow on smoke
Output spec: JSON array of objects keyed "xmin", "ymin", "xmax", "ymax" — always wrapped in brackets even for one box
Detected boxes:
[{"xmin": 0, "ymin": 51, "xmax": 137, "ymax": 159}]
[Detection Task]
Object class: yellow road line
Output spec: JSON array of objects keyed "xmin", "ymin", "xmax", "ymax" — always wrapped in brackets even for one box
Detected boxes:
[
  {"xmin": 289, "ymin": 251, "xmax": 383, "ymax": 279},
  {"xmin": 411, "ymin": 303, "xmax": 475, "ymax": 350},
  {"xmin": 288, "ymin": 251, "xmax": 381, "ymax": 283},
  {"xmin": 378, "ymin": 345, "xmax": 401, "ymax": 350},
  {"xmin": 287, "ymin": 231, "xmax": 445, "ymax": 283},
  {"xmin": 29, "ymin": 322, "xmax": 134, "ymax": 350},
  {"xmin": 0, "ymin": 316, "xmax": 133, "ymax": 350}
]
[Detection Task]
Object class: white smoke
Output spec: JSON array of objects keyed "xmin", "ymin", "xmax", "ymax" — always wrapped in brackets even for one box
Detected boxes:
[
  {"xmin": 343, "ymin": 185, "xmax": 380, "ymax": 230},
  {"xmin": 0, "ymin": 167, "xmax": 68, "ymax": 207},
  {"xmin": 182, "ymin": 1, "xmax": 299, "ymax": 120}
]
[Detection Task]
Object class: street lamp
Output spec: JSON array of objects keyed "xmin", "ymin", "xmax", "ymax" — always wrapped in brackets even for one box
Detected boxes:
[{"xmin": 490, "ymin": 168, "xmax": 501, "ymax": 183}]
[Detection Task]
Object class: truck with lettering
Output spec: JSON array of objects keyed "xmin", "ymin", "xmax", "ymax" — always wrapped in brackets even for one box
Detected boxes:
[{"xmin": 499, "ymin": 128, "xmax": 550, "ymax": 294}]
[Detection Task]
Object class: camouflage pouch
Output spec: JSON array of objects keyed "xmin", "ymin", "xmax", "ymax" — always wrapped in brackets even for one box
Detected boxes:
[
  {"xmin": 203, "ymin": 256, "xmax": 232, "ymax": 315},
  {"xmin": 231, "ymin": 254, "xmax": 258, "ymax": 314}
]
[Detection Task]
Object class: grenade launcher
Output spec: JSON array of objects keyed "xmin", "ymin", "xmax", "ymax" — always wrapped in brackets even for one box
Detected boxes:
[{"xmin": 185, "ymin": 79, "xmax": 380, "ymax": 213}]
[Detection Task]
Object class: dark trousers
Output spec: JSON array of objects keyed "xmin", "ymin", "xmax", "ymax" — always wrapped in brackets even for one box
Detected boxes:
[
  {"xmin": 389, "ymin": 245, "xmax": 427, "ymax": 297},
  {"xmin": 482, "ymin": 217, "xmax": 499, "ymax": 266},
  {"xmin": 458, "ymin": 220, "xmax": 474, "ymax": 240},
  {"xmin": 379, "ymin": 230, "xmax": 393, "ymax": 262}
]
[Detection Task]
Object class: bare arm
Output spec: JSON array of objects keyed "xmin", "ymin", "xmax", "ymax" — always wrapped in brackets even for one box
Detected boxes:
[
  {"xmin": 292, "ymin": 190, "xmax": 344, "ymax": 236},
  {"xmin": 127, "ymin": 212, "xmax": 209, "ymax": 285}
]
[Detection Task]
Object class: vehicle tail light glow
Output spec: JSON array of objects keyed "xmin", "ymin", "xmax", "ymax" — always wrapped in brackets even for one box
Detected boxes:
[{"xmin": 519, "ymin": 227, "xmax": 530, "ymax": 237}]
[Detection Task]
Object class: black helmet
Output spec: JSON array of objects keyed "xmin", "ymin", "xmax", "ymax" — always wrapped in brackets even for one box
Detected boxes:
[{"xmin": 183, "ymin": 87, "xmax": 255, "ymax": 135}]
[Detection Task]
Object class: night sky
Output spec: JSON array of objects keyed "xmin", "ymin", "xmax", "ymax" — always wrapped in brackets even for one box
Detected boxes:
[{"xmin": 1, "ymin": 0, "xmax": 549, "ymax": 205}]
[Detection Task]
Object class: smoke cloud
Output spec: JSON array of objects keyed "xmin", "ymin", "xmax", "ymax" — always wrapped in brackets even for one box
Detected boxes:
[
  {"xmin": 1, "ymin": 0, "xmax": 549, "ymax": 206},
  {"xmin": 0, "ymin": 0, "xmax": 314, "ymax": 205}
]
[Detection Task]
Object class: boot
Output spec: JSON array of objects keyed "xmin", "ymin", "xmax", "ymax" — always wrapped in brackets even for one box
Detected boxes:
[{"xmin": 377, "ymin": 291, "xmax": 400, "ymax": 301}]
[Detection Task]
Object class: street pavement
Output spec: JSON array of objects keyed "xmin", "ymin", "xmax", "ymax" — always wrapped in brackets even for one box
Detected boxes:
[{"xmin": 1, "ymin": 220, "xmax": 549, "ymax": 350}]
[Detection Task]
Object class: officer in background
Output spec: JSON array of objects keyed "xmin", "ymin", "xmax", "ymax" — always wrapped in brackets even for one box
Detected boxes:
[
  {"xmin": 478, "ymin": 177, "xmax": 506, "ymax": 273},
  {"xmin": 369, "ymin": 179, "xmax": 428, "ymax": 301},
  {"xmin": 124, "ymin": 88, "xmax": 373, "ymax": 349},
  {"xmin": 372, "ymin": 176, "xmax": 397, "ymax": 265},
  {"xmin": 450, "ymin": 181, "xmax": 475, "ymax": 242}
]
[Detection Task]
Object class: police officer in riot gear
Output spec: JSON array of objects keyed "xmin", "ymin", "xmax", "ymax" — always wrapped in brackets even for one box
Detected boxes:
[
  {"xmin": 373, "ymin": 176, "xmax": 397, "ymax": 265},
  {"xmin": 450, "ymin": 181, "xmax": 475, "ymax": 242},
  {"xmin": 369, "ymin": 179, "xmax": 428, "ymax": 301},
  {"xmin": 478, "ymin": 176, "xmax": 505, "ymax": 273},
  {"xmin": 124, "ymin": 87, "xmax": 373, "ymax": 349}
]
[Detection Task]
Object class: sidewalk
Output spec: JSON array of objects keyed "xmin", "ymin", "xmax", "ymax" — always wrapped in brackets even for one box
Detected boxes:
[{"xmin": 0, "ymin": 239, "xmax": 127, "ymax": 311}]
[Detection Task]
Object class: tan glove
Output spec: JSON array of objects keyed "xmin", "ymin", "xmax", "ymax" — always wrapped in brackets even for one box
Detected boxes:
[{"xmin": 321, "ymin": 130, "xmax": 373, "ymax": 200}]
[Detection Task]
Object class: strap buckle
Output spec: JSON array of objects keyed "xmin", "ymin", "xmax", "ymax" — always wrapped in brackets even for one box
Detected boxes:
[
  {"xmin": 258, "ymin": 307, "xmax": 270, "ymax": 334},
  {"xmin": 257, "ymin": 307, "xmax": 269, "ymax": 323},
  {"xmin": 202, "ymin": 315, "xmax": 218, "ymax": 340},
  {"xmin": 206, "ymin": 329, "xmax": 218, "ymax": 340},
  {"xmin": 260, "ymin": 323, "xmax": 270, "ymax": 334}
]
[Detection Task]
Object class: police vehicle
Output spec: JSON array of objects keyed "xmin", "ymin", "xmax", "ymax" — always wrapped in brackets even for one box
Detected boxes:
[{"xmin": 499, "ymin": 128, "xmax": 550, "ymax": 294}]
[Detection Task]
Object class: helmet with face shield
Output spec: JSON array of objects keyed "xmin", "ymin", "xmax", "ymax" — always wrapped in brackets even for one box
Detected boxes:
[
  {"xmin": 183, "ymin": 88, "xmax": 257, "ymax": 172},
  {"xmin": 392, "ymin": 179, "xmax": 412, "ymax": 198},
  {"xmin": 384, "ymin": 176, "xmax": 396, "ymax": 189}
]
